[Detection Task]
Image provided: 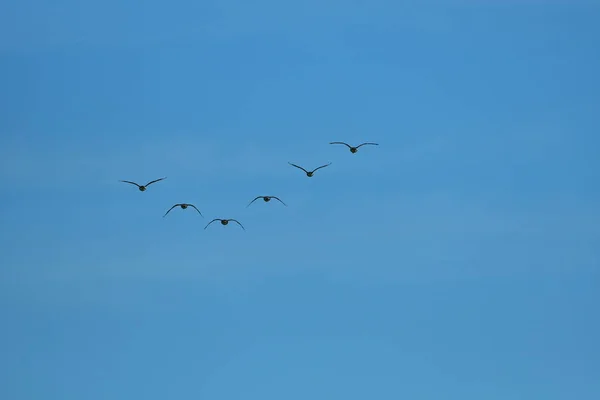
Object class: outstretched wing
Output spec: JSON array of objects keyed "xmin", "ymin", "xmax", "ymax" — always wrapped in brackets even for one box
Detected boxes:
[
  {"xmin": 228, "ymin": 219, "xmax": 246, "ymax": 230},
  {"xmin": 270, "ymin": 196, "xmax": 287, "ymax": 206},
  {"xmin": 311, "ymin": 163, "xmax": 332, "ymax": 173},
  {"xmin": 288, "ymin": 163, "xmax": 309, "ymax": 174},
  {"xmin": 188, "ymin": 204, "xmax": 203, "ymax": 217},
  {"xmin": 356, "ymin": 142, "xmax": 379, "ymax": 148},
  {"xmin": 246, "ymin": 196, "xmax": 263, "ymax": 208},
  {"xmin": 329, "ymin": 141, "xmax": 352, "ymax": 148},
  {"xmin": 204, "ymin": 219, "xmax": 220, "ymax": 230},
  {"xmin": 145, "ymin": 177, "xmax": 167, "ymax": 186},
  {"xmin": 119, "ymin": 180, "xmax": 141, "ymax": 187},
  {"xmin": 163, "ymin": 204, "xmax": 180, "ymax": 217}
]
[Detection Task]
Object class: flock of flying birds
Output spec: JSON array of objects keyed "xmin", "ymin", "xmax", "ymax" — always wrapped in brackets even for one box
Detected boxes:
[{"xmin": 119, "ymin": 141, "xmax": 379, "ymax": 231}]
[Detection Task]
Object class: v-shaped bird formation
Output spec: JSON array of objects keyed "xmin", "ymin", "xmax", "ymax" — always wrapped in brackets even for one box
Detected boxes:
[{"xmin": 119, "ymin": 141, "xmax": 378, "ymax": 231}]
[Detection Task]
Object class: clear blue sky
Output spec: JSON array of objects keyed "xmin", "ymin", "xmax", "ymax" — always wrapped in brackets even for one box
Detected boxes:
[{"xmin": 1, "ymin": 1, "xmax": 599, "ymax": 399}]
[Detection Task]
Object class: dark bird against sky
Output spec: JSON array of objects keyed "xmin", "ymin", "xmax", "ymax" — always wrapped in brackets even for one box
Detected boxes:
[
  {"xmin": 288, "ymin": 162, "xmax": 331, "ymax": 177},
  {"xmin": 163, "ymin": 203, "xmax": 203, "ymax": 217},
  {"xmin": 204, "ymin": 218, "xmax": 245, "ymax": 230},
  {"xmin": 247, "ymin": 196, "xmax": 287, "ymax": 207},
  {"xmin": 119, "ymin": 177, "xmax": 167, "ymax": 191},
  {"xmin": 329, "ymin": 142, "xmax": 379, "ymax": 153}
]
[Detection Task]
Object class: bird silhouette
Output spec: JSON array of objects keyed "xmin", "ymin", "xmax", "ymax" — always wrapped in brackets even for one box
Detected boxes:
[
  {"xmin": 247, "ymin": 196, "xmax": 287, "ymax": 208},
  {"xmin": 163, "ymin": 203, "xmax": 203, "ymax": 217},
  {"xmin": 329, "ymin": 142, "xmax": 379, "ymax": 153},
  {"xmin": 119, "ymin": 177, "xmax": 166, "ymax": 191},
  {"xmin": 204, "ymin": 218, "xmax": 245, "ymax": 230},
  {"xmin": 288, "ymin": 162, "xmax": 331, "ymax": 177}
]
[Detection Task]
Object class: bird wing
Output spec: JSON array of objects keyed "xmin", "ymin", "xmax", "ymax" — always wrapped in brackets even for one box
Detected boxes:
[
  {"xmin": 229, "ymin": 219, "xmax": 246, "ymax": 230},
  {"xmin": 145, "ymin": 177, "xmax": 167, "ymax": 186},
  {"xmin": 204, "ymin": 219, "xmax": 220, "ymax": 229},
  {"xmin": 271, "ymin": 196, "xmax": 287, "ymax": 206},
  {"xmin": 163, "ymin": 204, "xmax": 180, "ymax": 217},
  {"xmin": 329, "ymin": 141, "xmax": 352, "ymax": 148},
  {"xmin": 288, "ymin": 163, "xmax": 309, "ymax": 174},
  {"xmin": 119, "ymin": 180, "xmax": 141, "ymax": 187},
  {"xmin": 311, "ymin": 163, "xmax": 332, "ymax": 173},
  {"xmin": 246, "ymin": 196, "xmax": 263, "ymax": 208},
  {"xmin": 356, "ymin": 142, "xmax": 379, "ymax": 148},
  {"xmin": 188, "ymin": 204, "xmax": 203, "ymax": 217}
]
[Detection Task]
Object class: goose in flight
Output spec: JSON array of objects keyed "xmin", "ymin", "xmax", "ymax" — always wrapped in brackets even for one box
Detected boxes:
[
  {"xmin": 119, "ymin": 177, "xmax": 166, "ymax": 191},
  {"xmin": 329, "ymin": 142, "xmax": 379, "ymax": 153},
  {"xmin": 204, "ymin": 218, "xmax": 245, "ymax": 230},
  {"xmin": 163, "ymin": 203, "xmax": 203, "ymax": 217},
  {"xmin": 247, "ymin": 196, "xmax": 287, "ymax": 208},
  {"xmin": 288, "ymin": 162, "xmax": 331, "ymax": 177}
]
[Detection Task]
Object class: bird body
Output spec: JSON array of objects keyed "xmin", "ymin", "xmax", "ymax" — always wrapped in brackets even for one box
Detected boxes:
[
  {"xmin": 288, "ymin": 162, "xmax": 331, "ymax": 177},
  {"xmin": 329, "ymin": 142, "xmax": 379, "ymax": 153},
  {"xmin": 163, "ymin": 203, "xmax": 203, "ymax": 217},
  {"xmin": 120, "ymin": 177, "xmax": 167, "ymax": 191}
]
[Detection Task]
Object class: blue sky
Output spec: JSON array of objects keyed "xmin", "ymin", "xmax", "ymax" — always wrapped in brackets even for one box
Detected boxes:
[{"xmin": 1, "ymin": 0, "xmax": 599, "ymax": 399}]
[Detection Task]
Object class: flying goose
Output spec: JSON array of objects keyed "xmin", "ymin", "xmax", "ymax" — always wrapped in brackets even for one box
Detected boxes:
[
  {"xmin": 288, "ymin": 162, "xmax": 331, "ymax": 177},
  {"xmin": 204, "ymin": 218, "xmax": 245, "ymax": 230},
  {"xmin": 163, "ymin": 203, "xmax": 203, "ymax": 217},
  {"xmin": 119, "ymin": 177, "xmax": 166, "ymax": 191},
  {"xmin": 247, "ymin": 196, "xmax": 287, "ymax": 208},
  {"xmin": 329, "ymin": 142, "xmax": 379, "ymax": 153}
]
